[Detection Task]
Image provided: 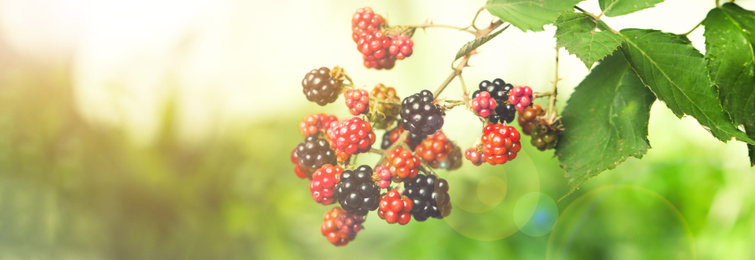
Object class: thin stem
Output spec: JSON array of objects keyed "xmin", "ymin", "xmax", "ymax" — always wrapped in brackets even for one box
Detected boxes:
[
  {"xmin": 434, "ymin": 20, "xmax": 506, "ymax": 98},
  {"xmin": 548, "ymin": 48, "xmax": 560, "ymax": 119},
  {"xmin": 407, "ymin": 22, "xmax": 476, "ymax": 35},
  {"xmin": 470, "ymin": 6, "xmax": 487, "ymax": 31},
  {"xmin": 534, "ymin": 91, "xmax": 553, "ymax": 99},
  {"xmin": 457, "ymin": 73, "xmax": 472, "ymax": 109},
  {"xmin": 443, "ymin": 100, "xmax": 466, "ymax": 110},
  {"xmin": 716, "ymin": 0, "xmax": 721, "ymax": 7},
  {"xmin": 433, "ymin": 55, "xmax": 470, "ymax": 98},
  {"xmin": 369, "ymin": 96, "xmax": 400, "ymax": 105},
  {"xmin": 684, "ymin": 20, "xmax": 703, "ymax": 36},
  {"xmin": 575, "ymin": 6, "xmax": 617, "ymax": 34},
  {"xmin": 419, "ymin": 162, "xmax": 436, "ymax": 176}
]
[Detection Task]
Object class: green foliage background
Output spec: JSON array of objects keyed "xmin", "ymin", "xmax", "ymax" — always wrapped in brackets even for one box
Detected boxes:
[{"xmin": 0, "ymin": 1, "xmax": 754, "ymax": 259}]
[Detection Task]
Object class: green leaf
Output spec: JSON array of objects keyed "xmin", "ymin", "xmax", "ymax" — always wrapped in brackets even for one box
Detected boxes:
[
  {"xmin": 619, "ymin": 29, "xmax": 755, "ymax": 145},
  {"xmin": 556, "ymin": 51, "xmax": 655, "ymax": 193},
  {"xmin": 486, "ymin": 0, "xmax": 584, "ymax": 32},
  {"xmin": 599, "ymin": 0, "xmax": 664, "ymax": 17},
  {"xmin": 703, "ymin": 3, "xmax": 755, "ymax": 164},
  {"xmin": 454, "ymin": 26, "xmax": 507, "ymax": 61},
  {"xmin": 555, "ymin": 11, "xmax": 623, "ymax": 68}
]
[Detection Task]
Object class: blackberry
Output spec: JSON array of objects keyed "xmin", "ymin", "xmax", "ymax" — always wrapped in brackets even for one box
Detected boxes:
[
  {"xmin": 399, "ymin": 90, "xmax": 444, "ymax": 136},
  {"xmin": 335, "ymin": 165, "xmax": 380, "ymax": 216},
  {"xmin": 478, "ymin": 78, "xmax": 513, "ymax": 101},
  {"xmin": 531, "ymin": 119, "xmax": 562, "ymax": 151},
  {"xmin": 369, "ymin": 83, "xmax": 400, "ymax": 129},
  {"xmin": 321, "ymin": 207, "xmax": 364, "ymax": 246},
  {"xmin": 474, "ymin": 80, "xmax": 515, "ymax": 124},
  {"xmin": 295, "ymin": 136, "xmax": 337, "ymax": 178},
  {"xmin": 302, "ymin": 67, "xmax": 340, "ymax": 106},
  {"xmin": 415, "ymin": 131, "xmax": 462, "ymax": 170},
  {"xmin": 492, "ymin": 103, "xmax": 516, "ymax": 124},
  {"xmin": 518, "ymin": 104, "xmax": 544, "ymax": 135},
  {"xmin": 403, "ymin": 174, "xmax": 451, "ymax": 221}
]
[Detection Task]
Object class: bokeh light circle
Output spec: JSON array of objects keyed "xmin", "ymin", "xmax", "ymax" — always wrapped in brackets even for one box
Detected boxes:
[
  {"xmin": 443, "ymin": 149, "xmax": 540, "ymax": 241},
  {"xmin": 546, "ymin": 185, "xmax": 696, "ymax": 260},
  {"xmin": 514, "ymin": 192, "xmax": 558, "ymax": 237}
]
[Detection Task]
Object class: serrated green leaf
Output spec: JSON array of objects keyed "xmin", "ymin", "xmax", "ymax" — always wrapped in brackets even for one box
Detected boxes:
[
  {"xmin": 486, "ymin": 0, "xmax": 584, "ymax": 32},
  {"xmin": 619, "ymin": 29, "xmax": 755, "ymax": 145},
  {"xmin": 556, "ymin": 51, "xmax": 655, "ymax": 193},
  {"xmin": 703, "ymin": 3, "xmax": 755, "ymax": 164},
  {"xmin": 454, "ymin": 27, "xmax": 506, "ymax": 61},
  {"xmin": 555, "ymin": 11, "xmax": 623, "ymax": 68},
  {"xmin": 599, "ymin": 0, "xmax": 664, "ymax": 17}
]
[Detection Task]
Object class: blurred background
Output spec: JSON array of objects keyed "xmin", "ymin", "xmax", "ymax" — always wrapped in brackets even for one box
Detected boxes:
[{"xmin": 0, "ymin": 0, "xmax": 753, "ymax": 259}]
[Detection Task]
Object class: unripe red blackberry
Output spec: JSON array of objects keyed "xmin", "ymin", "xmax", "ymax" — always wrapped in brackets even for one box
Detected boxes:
[
  {"xmin": 382, "ymin": 147, "xmax": 420, "ymax": 182},
  {"xmin": 328, "ymin": 117, "xmax": 376, "ymax": 156},
  {"xmin": 400, "ymin": 90, "xmax": 444, "ymax": 136},
  {"xmin": 471, "ymin": 91, "xmax": 497, "ymax": 118},
  {"xmin": 373, "ymin": 165, "xmax": 392, "ymax": 189},
  {"xmin": 295, "ymin": 136, "xmax": 337, "ymax": 178},
  {"xmin": 302, "ymin": 67, "xmax": 341, "ymax": 106},
  {"xmin": 464, "ymin": 147, "xmax": 484, "ymax": 166},
  {"xmin": 310, "ymin": 164, "xmax": 344, "ymax": 205},
  {"xmin": 345, "ymin": 89, "xmax": 370, "ymax": 116},
  {"xmin": 415, "ymin": 131, "xmax": 462, "ymax": 170},
  {"xmin": 480, "ymin": 124, "xmax": 521, "ymax": 165},
  {"xmin": 300, "ymin": 113, "xmax": 338, "ymax": 137},
  {"xmin": 509, "ymin": 86, "xmax": 533, "ymax": 111},
  {"xmin": 388, "ymin": 34, "xmax": 414, "ymax": 60},
  {"xmin": 377, "ymin": 190, "xmax": 413, "ymax": 225},
  {"xmin": 321, "ymin": 207, "xmax": 364, "ymax": 246},
  {"xmin": 352, "ymin": 7, "xmax": 384, "ymax": 33},
  {"xmin": 335, "ymin": 165, "xmax": 380, "ymax": 216}
]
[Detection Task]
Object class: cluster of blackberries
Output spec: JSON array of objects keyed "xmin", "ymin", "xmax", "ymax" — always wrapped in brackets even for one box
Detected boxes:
[{"xmin": 472, "ymin": 79, "xmax": 516, "ymax": 124}]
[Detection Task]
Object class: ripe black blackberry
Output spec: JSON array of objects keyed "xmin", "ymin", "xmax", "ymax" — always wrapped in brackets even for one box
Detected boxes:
[
  {"xmin": 478, "ymin": 78, "xmax": 514, "ymax": 101},
  {"xmin": 399, "ymin": 90, "xmax": 444, "ymax": 136},
  {"xmin": 302, "ymin": 67, "xmax": 340, "ymax": 106},
  {"xmin": 492, "ymin": 103, "xmax": 516, "ymax": 124},
  {"xmin": 335, "ymin": 165, "xmax": 380, "ymax": 216},
  {"xmin": 295, "ymin": 136, "xmax": 337, "ymax": 178},
  {"xmin": 403, "ymin": 174, "xmax": 451, "ymax": 221}
]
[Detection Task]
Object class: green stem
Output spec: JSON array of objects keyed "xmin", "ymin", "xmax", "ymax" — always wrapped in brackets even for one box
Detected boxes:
[
  {"xmin": 408, "ymin": 23, "xmax": 475, "ymax": 35},
  {"xmin": 683, "ymin": 20, "xmax": 704, "ymax": 36},
  {"xmin": 575, "ymin": 6, "xmax": 617, "ymax": 34}
]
